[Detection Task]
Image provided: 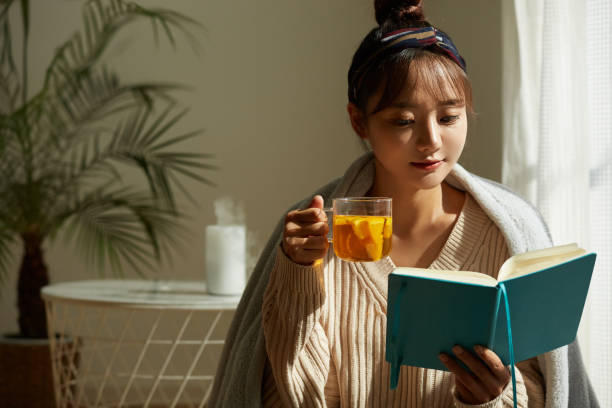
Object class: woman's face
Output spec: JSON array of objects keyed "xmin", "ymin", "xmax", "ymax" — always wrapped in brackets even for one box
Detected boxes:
[{"xmin": 356, "ymin": 78, "xmax": 468, "ymax": 191}]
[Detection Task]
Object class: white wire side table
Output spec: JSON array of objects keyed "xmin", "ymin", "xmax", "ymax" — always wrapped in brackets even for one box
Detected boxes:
[{"xmin": 41, "ymin": 280, "xmax": 241, "ymax": 408}]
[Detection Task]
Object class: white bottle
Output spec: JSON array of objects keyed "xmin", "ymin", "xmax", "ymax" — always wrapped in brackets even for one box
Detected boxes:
[{"xmin": 205, "ymin": 225, "xmax": 246, "ymax": 295}]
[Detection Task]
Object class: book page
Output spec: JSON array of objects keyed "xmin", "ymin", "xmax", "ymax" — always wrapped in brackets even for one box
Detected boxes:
[
  {"xmin": 498, "ymin": 243, "xmax": 587, "ymax": 281},
  {"xmin": 392, "ymin": 243, "xmax": 588, "ymax": 286},
  {"xmin": 392, "ymin": 267, "xmax": 498, "ymax": 287}
]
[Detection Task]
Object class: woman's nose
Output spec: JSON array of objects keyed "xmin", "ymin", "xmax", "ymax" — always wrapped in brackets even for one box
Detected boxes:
[{"xmin": 415, "ymin": 119, "xmax": 442, "ymax": 152}]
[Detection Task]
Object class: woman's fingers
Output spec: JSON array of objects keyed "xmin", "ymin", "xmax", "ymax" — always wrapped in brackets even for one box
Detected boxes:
[
  {"xmin": 454, "ymin": 376, "xmax": 480, "ymax": 405},
  {"xmin": 439, "ymin": 345, "xmax": 511, "ymax": 404},
  {"xmin": 451, "ymin": 346, "xmax": 507, "ymax": 398},
  {"xmin": 286, "ymin": 207, "xmax": 326, "ymax": 224},
  {"xmin": 282, "ymin": 235, "xmax": 329, "ymax": 265},
  {"xmin": 285, "ymin": 221, "xmax": 329, "ymax": 237},
  {"xmin": 474, "ymin": 345, "xmax": 511, "ymax": 384},
  {"xmin": 282, "ymin": 200, "xmax": 330, "ymax": 265},
  {"xmin": 284, "ymin": 235, "xmax": 329, "ymax": 250},
  {"xmin": 438, "ymin": 352, "xmax": 491, "ymax": 402}
]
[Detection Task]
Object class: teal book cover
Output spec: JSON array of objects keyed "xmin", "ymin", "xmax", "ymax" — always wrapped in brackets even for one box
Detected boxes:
[{"xmin": 385, "ymin": 246, "xmax": 596, "ymax": 388}]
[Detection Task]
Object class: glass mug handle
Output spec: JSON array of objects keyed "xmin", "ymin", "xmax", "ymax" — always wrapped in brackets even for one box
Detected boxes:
[{"xmin": 323, "ymin": 207, "xmax": 333, "ymax": 243}]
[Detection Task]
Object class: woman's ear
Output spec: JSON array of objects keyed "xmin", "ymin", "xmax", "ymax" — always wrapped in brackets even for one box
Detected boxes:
[{"xmin": 347, "ymin": 102, "xmax": 368, "ymax": 139}]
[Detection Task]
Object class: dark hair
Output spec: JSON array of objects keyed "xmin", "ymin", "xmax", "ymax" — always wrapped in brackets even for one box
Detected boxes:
[{"xmin": 348, "ymin": 0, "xmax": 473, "ymax": 116}]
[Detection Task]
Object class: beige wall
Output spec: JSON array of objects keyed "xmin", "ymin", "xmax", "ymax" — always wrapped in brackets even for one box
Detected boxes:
[
  {"xmin": 427, "ymin": 0, "xmax": 503, "ymax": 182},
  {"xmin": 1, "ymin": 0, "xmax": 503, "ymax": 343}
]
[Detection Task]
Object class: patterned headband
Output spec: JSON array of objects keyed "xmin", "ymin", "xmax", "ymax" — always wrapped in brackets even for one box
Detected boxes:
[{"xmin": 349, "ymin": 26, "xmax": 467, "ymax": 103}]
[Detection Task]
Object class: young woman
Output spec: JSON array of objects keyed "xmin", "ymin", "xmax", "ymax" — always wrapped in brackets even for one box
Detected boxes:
[{"xmin": 207, "ymin": 1, "xmax": 597, "ymax": 407}]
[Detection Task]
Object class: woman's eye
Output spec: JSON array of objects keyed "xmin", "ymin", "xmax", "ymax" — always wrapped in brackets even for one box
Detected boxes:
[
  {"xmin": 394, "ymin": 119, "xmax": 414, "ymax": 126},
  {"xmin": 440, "ymin": 115, "xmax": 460, "ymax": 124}
]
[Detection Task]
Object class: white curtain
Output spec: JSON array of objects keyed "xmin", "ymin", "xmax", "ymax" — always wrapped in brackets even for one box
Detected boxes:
[{"xmin": 502, "ymin": 0, "xmax": 611, "ymax": 405}]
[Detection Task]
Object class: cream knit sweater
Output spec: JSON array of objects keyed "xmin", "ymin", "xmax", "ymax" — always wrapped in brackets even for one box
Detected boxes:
[{"xmin": 262, "ymin": 193, "xmax": 545, "ymax": 407}]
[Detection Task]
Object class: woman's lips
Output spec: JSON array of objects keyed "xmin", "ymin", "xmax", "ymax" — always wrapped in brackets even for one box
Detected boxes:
[{"xmin": 410, "ymin": 160, "xmax": 443, "ymax": 171}]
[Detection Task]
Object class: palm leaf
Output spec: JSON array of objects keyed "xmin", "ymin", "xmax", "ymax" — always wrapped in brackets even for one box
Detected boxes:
[
  {"xmin": 104, "ymin": 105, "xmax": 217, "ymax": 210},
  {"xmin": 57, "ymin": 187, "xmax": 184, "ymax": 276},
  {"xmin": 3, "ymin": 99, "xmax": 46, "ymax": 191},
  {"xmin": 37, "ymin": 65, "xmax": 183, "ymax": 165},
  {"xmin": 41, "ymin": 0, "xmax": 202, "ymax": 101},
  {"xmin": 42, "ymin": 104, "xmax": 215, "ymax": 229},
  {"xmin": 18, "ymin": 0, "xmax": 28, "ymax": 105},
  {"xmin": 0, "ymin": 116, "xmax": 26, "ymax": 185},
  {"xmin": 0, "ymin": 1, "xmax": 16, "ymax": 21},
  {"xmin": 0, "ymin": 0, "xmax": 212, "ymax": 284},
  {"xmin": 0, "ymin": 225, "xmax": 16, "ymax": 288},
  {"xmin": 0, "ymin": 0, "xmax": 20, "ymax": 114},
  {"xmin": 0, "ymin": 17, "xmax": 20, "ymax": 115},
  {"xmin": 46, "ymin": 105, "xmax": 217, "ymax": 216}
]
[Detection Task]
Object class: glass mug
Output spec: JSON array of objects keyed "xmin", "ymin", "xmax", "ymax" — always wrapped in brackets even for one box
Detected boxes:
[{"xmin": 323, "ymin": 197, "xmax": 392, "ymax": 262}]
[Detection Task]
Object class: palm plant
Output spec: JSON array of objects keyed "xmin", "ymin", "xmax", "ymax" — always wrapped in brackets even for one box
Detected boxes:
[{"xmin": 0, "ymin": 0, "xmax": 214, "ymax": 339}]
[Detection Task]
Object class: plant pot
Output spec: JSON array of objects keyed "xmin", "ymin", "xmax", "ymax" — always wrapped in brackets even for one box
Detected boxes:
[{"xmin": 0, "ymin": 334, "xmax": 79, "ymax": 408}]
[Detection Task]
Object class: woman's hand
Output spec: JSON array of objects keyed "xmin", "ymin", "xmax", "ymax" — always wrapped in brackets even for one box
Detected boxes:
[
  {"xmin": 438, "ymin": 345, "xmax": 511, "ymax": 405},
  {"xmin": 282, "ymin": 195, "xmax": 329, "ymax": 266}
]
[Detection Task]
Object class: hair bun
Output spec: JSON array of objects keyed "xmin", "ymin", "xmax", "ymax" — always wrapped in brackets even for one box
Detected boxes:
[{"xmin": 374, "ymin": 0, "xmax": 425, "ymax": 26}]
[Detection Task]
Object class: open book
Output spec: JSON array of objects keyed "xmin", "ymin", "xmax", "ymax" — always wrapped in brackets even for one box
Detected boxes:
[{"xmin": 385, "ymin": 243, "xmax": 596, "ymax": 389}]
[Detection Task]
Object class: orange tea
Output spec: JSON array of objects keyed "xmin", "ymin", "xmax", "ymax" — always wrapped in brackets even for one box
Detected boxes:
[{"xmin": 333, "ymin": 215, "xmax": 392, "ymax": 262}]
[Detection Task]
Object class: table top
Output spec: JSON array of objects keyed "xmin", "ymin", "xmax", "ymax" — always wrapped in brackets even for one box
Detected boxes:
[{"xmin": 41, "ymin": 279, "xmax": 242, "ymax": 310}]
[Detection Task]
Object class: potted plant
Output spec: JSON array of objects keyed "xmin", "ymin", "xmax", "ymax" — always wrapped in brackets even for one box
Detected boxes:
[{"xmin": 0, "ymin": 0, "xmax": 213, "ymax": 405}]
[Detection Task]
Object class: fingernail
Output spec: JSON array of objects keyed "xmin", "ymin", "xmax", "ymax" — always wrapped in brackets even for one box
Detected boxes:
[
  {"xmin": 439, "ymin": 354, "xmax": 448, "ymax": 362},
  {"xmin": 452, "ymin": 345, "xmax": 463, "ymax": 355}
]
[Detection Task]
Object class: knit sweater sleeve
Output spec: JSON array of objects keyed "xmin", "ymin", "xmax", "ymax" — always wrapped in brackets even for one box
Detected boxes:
[{"xmin": 262, "ymin": 245, "xmax": 331, "ymax": 407}]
